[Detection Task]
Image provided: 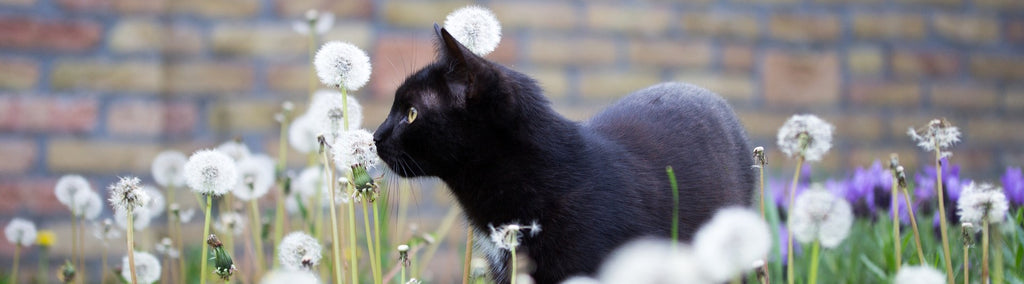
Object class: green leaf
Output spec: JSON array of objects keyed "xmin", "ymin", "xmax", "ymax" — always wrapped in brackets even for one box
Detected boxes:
[{"xmin": 860, "ymin": 255, "xmax": 888, "ymax": 281}]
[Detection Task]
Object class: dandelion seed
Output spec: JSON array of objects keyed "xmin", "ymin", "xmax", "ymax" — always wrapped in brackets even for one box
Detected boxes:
[
  {"xmin": 488, "ymin": 221, "xmax": 541, "ymax": 251},
  {"xmin": 4, "ymin": 218, "xmax": 37, "ymax": 247},
  {"xmin": 908, "ymin": 118, "xmax": 961, "ymax": 159},
  {"xmin": 108, "ymin": 176, "xmax": 149, "ymax": 215},
  {"xmin": 957, "ymin": 182, "xmax": 1009, "ymax": 226},
  {"xmin": 72, "ymin": 190, "xmax": 103, "ymax": 220},
  {"xmin": 55, "ymin": 175, "xmax": 92, "ymax": 209},
  {"xmin": 151, "ymin": 150, "xmax": 188, "ymax": 188},
  {"xmin": 598, "ymin": 239, "xmax": 710, "ymax": 284},
  {"xmin": 279, "ymin": 231, "xmax": 323, "ymax": 271},
  {"xmin": 309, "ymin": 89, "xmax": 364, "ymax": 140},
  {"xmin": 155, "ymin": 237, "xmax": 173, "ymax": 255},
  {"xmin": 289, "ymin": 114, "xmax": 321, "ymax": 154},
  {"xmin": 184, "ymin": 149, "xmax": 239, "ymax": 196},
  {"xmin": 141, "ymin": 185, "xmax": 166, "ymax": 218},
  {"xmin": 444, "ymin": 5, "xmax": 502, "ymax": 56},
  {"xmin": 331, "ymin": 129, "xmax": 379, "ymax": 169},
  {"xmin": 92, "ymin": 218, "xmax": 121, "ymax": 244},
  {"xmin": 314, "ymin": 41, "xmax": 371, "ymax": 91},
  {"xmin": 260, "ymin": 270, "xmax": 321, "ymax": 284},
  {"xmin": 789, "ymin": 186, "xmax": 853, "ymax": 248},
  {"xmin": 121, "ymin": 251, "xmax": 161, "ymax": 284},
  {"xmin": 232, "ymin": 154, "xmax": 276, "ymax": 201},
  {"xmin": 292, "ymin": 9, "xmax": 334, "ymax": 36},
  {"xmin": 776, "ymin": 114, "xmax": 834, "ymax": 162},
  {"xmin": 178, "ymin": 207, "xmax": 196, "ymax": 223},
  {"xmin": 894, "ymin": 265, "xmax": 945, "ymax": 284},
  {"xmin": 214, "ymin": 211, "xmax": 247, "ymax": 237},
  {"xmin": 693, "ymin": 207, "xmax": 771, "ymax": 282},
  {"xmin": 560, "ymin": 276, "xmax": 600, "ymax": 284},
  {"xmin": 217, "ymin": 140, "xmax": 251, "ymax": 162}
]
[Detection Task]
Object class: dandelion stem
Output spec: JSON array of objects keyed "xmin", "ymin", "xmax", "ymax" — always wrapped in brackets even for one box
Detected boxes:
[
  {"xmin": 127, "ymin": 207, "xmax": 139, "ymax": 284},
  {"xmin": 963, "ymin": 241, "xmax": 969, "ymax": 284},
  {"xmin": 981, "ymin": 219, "xmax": 989, "ymax": 283},
  {"xmin": 786, "ymin": 156, "xmax": 804, "ymax": 284},
  {"xmin": 249, "ymin": 199, "xmax": 266, "ymax": 278},
  {"xmin": 992, "ymin": 223, "xmax": 1004, "ymax": 284},
  {"xmin": 372, "ymin": 200, "xmax": 384, "ymax": 284},
  {"xmin": 510, "ymin": 245, "xmax": 518, "ymax": 284},
  {"xmin": 361, "ymin": 200, "xmax": 380, "ymax": 283},
  {"xmin": 101, "ymin": 244, "xmax": 109, "ymax": 284},
  {"xmin": 463, "ymin": 228, "xmax": 474, "ymax": 284},
  {"xmin": 71, "ymin": 210, "xmax": 78, "ymax": 283},
  {"xmin": 324, "ymin": 150, "xmax": 346, "ymax": 284},
  {"xmin": 273, "ymin": 108, "xmax": 290, "ymax": 270},
  {"xmin": 892, "ymin": 173, "xmax": 901, "ymax": 271},
  {"xmin": 808, "ymin": 240, "xmax": 820, "ymax": 284},
  {"xmin": 175, "ymin": 211, "xmax": 186, "ymax": 284},
  {"xmin": 900, "ymin": 186, "xmax": 927, "ymax": 265},
  {"xmin": 347, "ymin": 185, "xmax": 359, "ymax": 284},
  {"xmin": 11, "ymin": 245, "xmax": 19, "ymax": 283},
  {"xmin": 200, "ymin": 195, "xmax": 213, "ymax": 284},
  {"xmin": 933, "ymin": 147, "xmax": 954, "ymax": 284},
  {"xmin": 77, "ymin": 215, "xmax": 85, "ymax": 284},
  {"xmin": 757, "ymin": 154, "xmax": 771, "ymax": 284},
  {"xmin": 667, "ymin": 166, "xmax": 679, "ymax": 249}
]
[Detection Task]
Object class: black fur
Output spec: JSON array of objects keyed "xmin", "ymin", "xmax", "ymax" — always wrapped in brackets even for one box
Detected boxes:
[{"xmin": 373, "ymin": 25, "xmax": 754, "ymax": 284}]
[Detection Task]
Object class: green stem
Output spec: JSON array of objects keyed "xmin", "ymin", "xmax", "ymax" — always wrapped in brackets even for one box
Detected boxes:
[
  {"xmin": 982, "ymin": 219, "xmax": 989, "ymax": 283},
  {"xmin": 808, "ymin": 240, "xmax": 820, "ymax": 284},
  {"xmin": 510, "ymin": 245, "xmax": 518, "ymax": 284},
  {"xmin": 992, "ymin": 222, "xmax": 1004, "ymax": 284},
  {"xmin": 11, "ymin": 245, "xmax": 19, "ymax": 284},
  {"xmin": 127, "ymin": 207, "xmax": 138, "ymax": 284},
  {"xmin": 200, "ymin": 195, "xmax": 213, "ymax": 284},
  {"xmin": 324, "ymin": 150, "xmax": 346, "ymax": 284},
  {"xmin": 462, "ymin": 228, "xmax": 474, "ymax": 284},
  {"xmin": 666, "ymin": 166, "xmax": 679, "ymax": 249},
  {"xmin": 401, "ymin": 264, "xmax": 407, "ymax": 284},
  {"xmin": 892, "ymin": 174, "xmax": 901, "ymax": 271},
  {"xmin": 77, "ymin": 215, "xmax": 85, "ymax": 284},
  {"xmin": 901, "ymin": 186, "xmax": 927, "ymax": 265},
  {"xmin": 273, "ymin": 106, "xmax": 290, "ymax": 269},
  {"xmin": 963, "ymin": 243, "xmax": 969, "ymax": 284},
  {"xmin": 787, "ymin": 156, "xmax": 804, "ymax": 284},
  {"xmin": 758, "ymin": 163, "xmax": 771, "ymax": 283},
  {"xmin": 934, "ymin": 147, "xmax": 954, "ymax": 284},
  {"xmin": 362, "ymin": 200, "xmax": 380, "ymax": 283},
  {"xmin": 250, "ymin": 199, "xmax": 266, "ymax": 279},
  {"xmin": 176, "ymin": 215, "xmax": 186, "ymax": 284},
  {"xmin": 71, "ymin": 211, "xmax": 78, "ymax": 283},
  {"xmin": 348, "ymin": 185, "xmax": 359, "ymax": 284},
  {"xmin": 372, "ymin": 200, "xmax": 383, "ymax": 284}
]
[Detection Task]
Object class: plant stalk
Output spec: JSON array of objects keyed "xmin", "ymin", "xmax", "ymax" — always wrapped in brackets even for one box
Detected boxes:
[
  {"xmin": 981, "ymin": 219, "xmax": 989, "ymax": 283},
  {"xmin": 463, "ymin": 228, "xmax": 474, "ymax": 284},
  {"xmin": 892, "ymin": 173, "xmax": 901, "ymax": 271},
  {"xmin": 324, "ymin": 150, "xmax": 346, "ymax": 284},
  {"xmin": 127, "ymin": 207, "xmax": 138, "ymax": 284},
  {"xmin": 667, "ymin": 166, "xmax": 679, "ymax": 250},
  {"xmin": 933, "ymin": 147, "xmax": 954, "ymax": 284},
  {"xmin": 361, "ymin": 200, "xmax": 380, "ymax": 283},
  {"xmin": 901, "ymin": 185, "xmax": 926, "ymax": 265},
  {"xmin": 200, "ymin": 195, "xmax": 213, "ymax": 284},
  {"xmin": 808, "ymin": 240, "xmax": 820, "ymax": 284},
  {"xmin": 787, "ymin": 156, "xmax": 805, "ymax": 284},
  {"xmin": 249, "ymin": 199, "xmax": 266, "ymax": 278},
  {"xmin": 11, "ymin": 245, "xmax": 20, "ymax": 284}
]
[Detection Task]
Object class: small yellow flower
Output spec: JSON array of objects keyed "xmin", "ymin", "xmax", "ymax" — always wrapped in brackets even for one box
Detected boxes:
[{"xmin": 37, "ymin": 230, "xmax": 56, "ymax": 247}]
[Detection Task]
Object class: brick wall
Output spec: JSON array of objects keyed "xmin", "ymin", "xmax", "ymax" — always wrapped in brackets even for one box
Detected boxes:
[{"xmin": 1, "ymin": 0, "xmax": 1022, "ymax": 223}]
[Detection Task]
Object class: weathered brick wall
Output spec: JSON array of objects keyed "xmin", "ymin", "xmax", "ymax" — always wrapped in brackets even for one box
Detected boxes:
[{"xmin": 1, "ymin": 0, "xmax": 1022, "ymax": 222}]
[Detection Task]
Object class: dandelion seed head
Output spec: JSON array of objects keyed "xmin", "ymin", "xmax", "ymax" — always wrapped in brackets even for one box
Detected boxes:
[
  {"xmin": 108, "ymin": 176, "xmax": 149, "ymax": 215},
  {"xmin": 55, "ymin": 174, "xmax": 92, "ymax": 209},
  {"xmin": 291, "ymin": 166, "xmax": 327, "ymax": 202},
  {"xmin": 72, "ymin": 189, "xmax": 103, "ymax": 220},
  {"xmin": 121, "ymin": 251, "xmax": 161, "ymax": 284},
  {"xmin": 693, "ymin": 207, "xmax": 771, "ymax": 282},
  {"xmin": 92, "ymin": 218, "xmax": 121, "ymax": 243},
  {"xmin": 214, "ymin": 211, "xmax": 246, "ymax": 237},
  {"xmin": 141, "ymin": 185, "xmax": 165, "ymax": 218},
  {"xmin": 292, "ymin": 9, "xmax": 333, "ymax": 36},
  {"xmin": 907, "ymin": 119, "xmax": 961, "ymax": 157},
  {"xmin": 957, "ymin": 181, "xmax": 1009, "ymax": 226},
  {"xmin": 894, "ymin": 265, "xmax": 945, "ymax": 284},
  {"xmin": 4, "ymin": 218, "xmax": 37, "ymax": 247},
  {"xmin": 151, "ymin": 150, "xmax": 188, "ymax": 188},
  {"xmin": 309, "ymin": 89, "xmax": 364, "ymax": 142},
  {"xmin": 279, "ymin": 231, "xmax": 322, "ymax": 271},
  {"xmin": 314, "ymin": 41, "xmax": 371, "ymax": 91},
  {"xmin": 560, "ymin": 276, "xmax": 600, "ymax": 284},
  {"xmin": 789, "ymin": 187, "xmax": 853, "ymax": 248},
  {"xmin": 776, "ymin": 114, "xmax": 834, "ymax": 162},
  {"xmin": 598, "ymin": 239, "xmax": 711, "ymax": 284},
  {"xmin": 332, "ymin": 129, "xmax": 379, "ymax": 169},
  {"xmin": 488, "ymin": 221, "xmax": 541, "ymax": 251},
  {"xmin": 184, "ymin": 149, "xmax": 239, "ymax": 196},
  {"xmin": 216, "ymin": 141, "xmax": 251, "ymax": 162},
  {"xmin": 289, "ymin": 114, "xmax": 321, "ymax": 154},
  {"xmin": 232, "ymin": 154, "xmax": 276, "ymax": 201},
  {"xmin": 444, "ymin": 6, "xmax": 502, "ymax": 56},
  {"xmin": 178, "ymin": 207, "xmax": 196, "ymax": 223},
  {"xmin": 260, "ymin": 269, "xmax": 321, "ymax": 284}
]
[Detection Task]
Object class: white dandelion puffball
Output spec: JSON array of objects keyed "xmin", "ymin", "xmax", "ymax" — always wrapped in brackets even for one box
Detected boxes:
[
  {"xmin": 957, "ymin": 182, "xmax": 1009, "ymax": 225},
  {"xmin": 217, "ymin": 140, "xmax": 251, "ymax": 162},
  {"xmin": 598, "ymin": 239, "xmax": 711, "ymax": 284},
  {"xmin": 122, "ymin": 251, "xmax": 162, "ymax": 284},
  {"xmin": 789, "ymin": 187, "xmax": 854, "ymax": 248},
  {"xmin": 5, "ymin": 218, "xmax": 37, "ymax": 247},
  {"xmin": 309, "ymin": 89, "xmax": 364, "ymax": 137},
  {"xmin": 279, "ymin": 231, "xmax": 323, "ymax": 271},
  {"xmin": 908, "ymin": 118, "xmax": 961, "ymax": 157},
  {"xmin": 152, "ymin": 150, "xmax": 188, "ymax": 188},
  {"xmin": 260, "ymin": 269, "xmax": 321, "ymax": 284},
  {"xmin": 233, "ymin": 154, "xmax": 276, "ymax": 201},
  {"xmin": 693, "ymin": 207, "xmax": 771, "ymax": 282},
  {"xmin": 178, "ymin": 207, "xmax": 197, "ymax": 223},
  {"xmin": 55, "ymin": 174, "xmax": 92, "ymax": 209},
  {"xmin": 184, "ymin": 149, "xmax": 239, "ymax": 196},
  {"xmin": 292, "ymin": 166, "xmax": 327, "ymax": 200},
  {"xmin": 108, "ymin": 176, "xmax": 150, "ymax": 215},
  {"xmin": 215, "ymin": 211, "xmax": 247, "ymax": 236},
  {"xmin": 776, "ymin": 114, "xmax": 834, "ymax": 162},
  {"xmin": 332, "ymin": 129, "xmax": 379, "ymax": 169},
  {"xmin": 292, "ymin": 9, "xmax": 334, "ymax": 36},
  {"xmin": 560, "ymin": 276, "xmax": 600, "ymax": 284},
  {"xmin": 289, "ymin": 114, "xmax": 320, "ymax": 154},
  {"xmin": 488, "ymin": 221, "xmax": 541, "ymax": 251},
  {"xmin": 894, "ymin": 265, "xmax": 945, "ymax": 284},
  {"xmin": 141, "ymin": 185, "xmax": 166, "ymax": 217},
  {"xmin": 314, "ymin": 41, "xmax": 371, "ymax": 91},
  {"xmin": 115, "ymin": 207, "xmax": 154, "ymax": 231},
  {"xmin": 72, "ymin": 189, "xmax": 103, "ymax": 220},
  {"xmin": 444, "ymin": 5, "xmax": 502, "ymax": 56}
]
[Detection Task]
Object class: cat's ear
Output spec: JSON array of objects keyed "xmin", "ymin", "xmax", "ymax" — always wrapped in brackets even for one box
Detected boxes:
[{"xmin": 434, "ymin": 23, "xmax": 488, "ymax": 99}]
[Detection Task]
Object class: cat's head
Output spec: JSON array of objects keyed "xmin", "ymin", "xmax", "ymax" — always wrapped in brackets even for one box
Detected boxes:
[{"xmin": 374, "ymin": 24, "xmax": 544, "ymax": 178}]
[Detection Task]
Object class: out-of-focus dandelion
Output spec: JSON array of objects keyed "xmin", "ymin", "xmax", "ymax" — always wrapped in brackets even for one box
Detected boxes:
[
  {"xmin": 152, "ymin": 150, "xmax": 188, "ymax": 188},
  {"xmin": 957, "ymin": 181, "xmax": 1009, "ymax": 283},
  {"xmin": 184, "ymin": 149, "xmax": 238, "ymax": 284},
  {"xmin": 598, "ymin": 239, "xmax": 711, "ymax": 284},
  {"xmin": 292, "ymin": 9, "xmax": 334, "ymax": 36},
  {"xmin": 895, "ymin": 265, "xmax": 945, "ymax": 284},
  {"xmin": 260, "ymin": 269, "xmax": 321, "ymax": 284},
  {"xmin": 278, "ymin": 231, "xmax": 322, "ymax": 272},
  {"xmin": 909, "ymin": 118, "xmax": 960, "ymax": 282},
  {"xmin": 489, "ymin": 221, "xmax": 541, "ymax": 284},
  {"xmin": 443, "ymin": 5, "xmax": 502, "ymax": 56},
  {"xmin": 693, "ymin": 207, "xmax": 771, "ymax": 282},
  {"xmin": 6, "ymin": 218, "xmax": 36, "ymax": 283},
  {"xmin": 121, "ymin": 251, "xmax": 161, "ymax": 284},
  {"xmin": 789, "ymin": 187, "xmax": 853, "ymax": 284}
]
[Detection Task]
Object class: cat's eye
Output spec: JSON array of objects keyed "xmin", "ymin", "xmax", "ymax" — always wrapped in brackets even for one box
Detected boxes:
[{"xmin": 406, "ymin": 107, "xmax": 418, "ymax": 123}]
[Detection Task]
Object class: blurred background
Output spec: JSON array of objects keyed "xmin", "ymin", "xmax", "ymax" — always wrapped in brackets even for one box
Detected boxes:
[{"xmin": 1, "ymin": 0, "xmax": 1022, "ymax": 282}]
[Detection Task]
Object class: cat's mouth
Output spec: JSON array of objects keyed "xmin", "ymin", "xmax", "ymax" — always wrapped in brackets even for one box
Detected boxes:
[{"xmin": 374, "ymin": 143, "xmax": 425, "ymax": 178}]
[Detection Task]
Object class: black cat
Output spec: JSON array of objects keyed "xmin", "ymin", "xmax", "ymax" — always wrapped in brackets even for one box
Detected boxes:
[{"xmin": 373, "ymin": 24, "xmax": 755, "ymax": 284}]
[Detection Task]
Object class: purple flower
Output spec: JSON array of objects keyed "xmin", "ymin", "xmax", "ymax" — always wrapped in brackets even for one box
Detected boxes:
[
  {"xmin": 914, "ymin": 158, "xmax": 968, "ymax": 223},
  {"xmin": 845, "ymin": 160, "xmax": 893, "ymax": 217},
  {"xmin": 1002, "ymin": 167, "xmax": 1024, "ymax": 206}
]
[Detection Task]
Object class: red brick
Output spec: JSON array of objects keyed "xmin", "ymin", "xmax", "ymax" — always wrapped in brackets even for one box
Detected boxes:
[
  {"xmin": 47, "ymin": 140, "xmax": 161, "ymax": 174},
  {"xmin": 0, "ymin": 57, "xmax": 38, "ymax": 90},
  {"xmin": 169, "ymin": 0, "xmax": 261, "ymax": 18},
  {"xmin": 51, "ymin": 60, "xmax": 163, "ymax": 93},
  {"xmin": 492, "ymin": 2, "xmax": 578, "ymax": 31},
  {"xmin": 166, "ymin": 62, "xmax": 254, "ymax": 94},
  {"xmin": 852, "ymin": 13, "xmax": 926, "ymax": 40},
  {"xmin": 628, "ymin": 39, "xmax": 712, "ymax": 68},
  {"xmin": 370, "ymin": 35, "xmax": 435, "ymax": 100},
  {"xmin": 0, "ymin": 139, "xmax": 36, "ymax": 174},
  {"xmin": 891, "ymin": 49, "xmax": 959, "ymax": 78},
  {"xmin": 528, "ymin": 36, "xmax": 616, "ymax": 66},
  {"xmin": 762, "ymin": 50, "xmax": 841, "ymax": 107},
  {"xmin": 107, "ymin": 100, "xmax": 197, "ymax": 136},
  {"xmin": 0, "ymin": 95, "xmax": 98, "ymax": 133},
  {"xmin": 847, "ymin": 147, "xmax": 920, "ymax": 173},
  {"xmin": 770, "ymin": 13, "xmax": 842, "ymax": 42},
  {"xmin": 722, "ymin": 44, "xmax": 755, "ymax": 73},
  {"xmin": 930, "ymin": 83, "xmax": 999, "ymax": 109},
  {"xmin": 0, "ymin": 178, "xmax": 62, "ymax": 215},
  {"xmin": 822, "ymin": 113, "xmax": 885, "ymax": 142},
  {"xmin": 109, "ymin": 19, "xmax": 203, "ymax": 54},
  {"xmin": 586, "ymin": 4, "xmax": 672, "ymax": 35},
  {"xmin": 970, "ymin": 55, "xmax": 1024, "ymax": 81},
  {"xmin": 207, "ymin": 100, "xmax": 281, "ymax": 132},
  {"xmin": 681, "ymin": 11, "xmax": 760, "ymax": 40},
  {"xmin": 0, "ymin": 17, "xmax": 102, "ymax": 51},
  {"xmin": 849, "ymin": 81, "xmax": 921, "ymax": 107},
  {"xmin": 932, "ymin": 13, "xmax": 1000, "ymax": 44},
  {"xmin": 274, "ymin": 0, "xmax": 372, "ymax": 19}
]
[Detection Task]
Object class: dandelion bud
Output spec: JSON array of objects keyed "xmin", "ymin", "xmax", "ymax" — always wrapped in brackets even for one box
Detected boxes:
[
  {"xmin": 889, "ymin": 153, "xmax": 900, "ymax": 172},
  {"xmin": 208, "ymin": 234, "xmax": 237, "ymax": 281},
  {"xmin": 752, "ymin": 146, "xmax": 766, "ymax": 168},
  {"xmin": 960, "ymin": 223, "xmax": 975, "ymax": 247},
  {"xmin": 59, "ymin": 260, "xmax": 76, "ymax": 284},
  {"xmin": 398, "ymin": 244, "xmax": 411, "ymax": 267}
]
